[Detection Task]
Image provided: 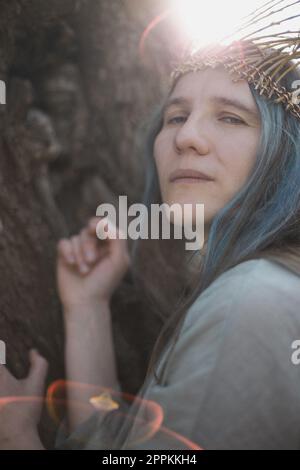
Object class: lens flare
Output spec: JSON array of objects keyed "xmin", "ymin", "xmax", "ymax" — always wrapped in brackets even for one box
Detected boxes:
[
  {"xmin": 169, "ymin": 0, "xmax": 262, "ymax": 47},
  {"xmin": 46, "ymin": 380, "xmax": 202, "ymax": 449},
  {"xmin": 139, "ymin": 0, "xmax": 300, "ymax": 59},
  {"xmin": 89, "ymin": 391, "xmax": 120, "ymax": 411}
]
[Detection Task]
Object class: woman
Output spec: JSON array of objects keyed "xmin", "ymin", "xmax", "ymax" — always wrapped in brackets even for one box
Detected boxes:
[{"xmin": 1, "ymin": 39, "xmax": 300, "ymax": 450}]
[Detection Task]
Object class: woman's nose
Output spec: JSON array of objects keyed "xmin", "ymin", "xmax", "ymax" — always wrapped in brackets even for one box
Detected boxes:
[{"xmin": 174, "ymin": 117, "xmax": 210, "ymax": 156}]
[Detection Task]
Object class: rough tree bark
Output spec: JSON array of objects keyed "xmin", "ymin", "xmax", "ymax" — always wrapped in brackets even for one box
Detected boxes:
[{"xmin": 0, "ymin": 0, "xmax": 190, "ymax": 448}]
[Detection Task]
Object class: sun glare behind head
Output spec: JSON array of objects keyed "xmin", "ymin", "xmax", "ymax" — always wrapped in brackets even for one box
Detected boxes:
[{"xmin": 169, "ymin": 0, "xmax": 268, "ymax": 49}]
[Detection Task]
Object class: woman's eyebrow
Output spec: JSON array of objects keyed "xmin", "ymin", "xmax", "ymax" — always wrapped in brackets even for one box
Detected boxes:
[
  {"xmin": 210, "ymin": 95, "xmax": 259, "ymax": 119},
  {"xmin": 163, "ymin": 95, "xmax": 259, "ymax": 120},
  {"xmin": 163, "ymin": 97, "xmax": 190, "ymax": 114}
]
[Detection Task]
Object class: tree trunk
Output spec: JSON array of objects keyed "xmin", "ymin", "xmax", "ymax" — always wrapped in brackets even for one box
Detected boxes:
[{"xmin": 0, "ymin": 0, "xmax": 189, "ymax": 448}]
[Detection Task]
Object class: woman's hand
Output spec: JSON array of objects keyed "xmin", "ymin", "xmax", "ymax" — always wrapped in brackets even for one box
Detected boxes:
[
  {"xmin": 57, "ymin": 217, "xmax": 131, "ymax": 311},
  {"xmin": 0, "ymin": 349, "xmax": 48, "ymax": 449}
]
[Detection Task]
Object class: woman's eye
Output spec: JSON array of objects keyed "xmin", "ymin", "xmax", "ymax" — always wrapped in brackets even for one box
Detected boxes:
[
  {"xmin": 166, "ymin": 116, "xmax": 187, "ymax": 125},
  {"xmin": 220, "ymin": 116, "xmax": 245, "ymax": 125}
]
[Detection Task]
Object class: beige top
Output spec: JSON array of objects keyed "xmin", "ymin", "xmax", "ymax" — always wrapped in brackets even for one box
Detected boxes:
[{"xmin": 55, "ymin": 258, "xmax": 300, "ymax": 450}]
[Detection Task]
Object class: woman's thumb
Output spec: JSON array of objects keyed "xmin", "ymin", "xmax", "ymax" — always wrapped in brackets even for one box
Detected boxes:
[{"xmin": 26, "ymin": 349, "xmax": 48, "ymax": 394}]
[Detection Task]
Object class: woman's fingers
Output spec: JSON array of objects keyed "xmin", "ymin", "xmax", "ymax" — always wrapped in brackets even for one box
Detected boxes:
[
  {"xmin": 57, "ymin": 239, "xmax": 76, "ymax": 265},
  {"xmin": 71, "ymin": 235, "xmax": 89, "ymax": 274},
  {"xmin": 57, "ymin": 216, "xmax": 117, "ymax": 275},
  {"xmin": 89, "ymin": 217, "xmax": 130, "ymax": 267},
  {"xmin": 26, "ymin": 350, "xmax": 48, "ymax": 395},
  {"xmin": 79, "ymin": 228, "xmax": 99, "ymax": 265},
  {"xmin": 87, "ymin": 217, "xmax": 102, "ymax": 235},
  {"xmin": 0, "ymin": 350, "xmax": 48, "ymax": 398},
  {"xmin": 0, "ymin": 364, "xmax": 11, "ymax": 386}
]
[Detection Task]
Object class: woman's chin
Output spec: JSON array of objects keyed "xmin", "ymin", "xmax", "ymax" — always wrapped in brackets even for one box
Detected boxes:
[{"xmin": 161, "ymin": 198, "xmax": 218, "ymax": 230}]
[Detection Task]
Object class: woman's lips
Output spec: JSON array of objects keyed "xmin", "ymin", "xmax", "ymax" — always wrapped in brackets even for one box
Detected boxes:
[
  {"xmin": 169, "ymin": 169, "xmax": 214, "ymax": 183},
  {"xmin": 171, "ymin": 176, "xmax": 213, "ymax": 184}
]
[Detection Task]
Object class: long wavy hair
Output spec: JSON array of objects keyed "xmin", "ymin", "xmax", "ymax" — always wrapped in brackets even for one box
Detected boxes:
[{"xmin": 131, "ymin": 64, "xmax": 300, "ymax": 386}]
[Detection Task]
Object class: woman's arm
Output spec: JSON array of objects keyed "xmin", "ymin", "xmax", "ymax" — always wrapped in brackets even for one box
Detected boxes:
[
  {"xmin": 0, "ymin": 217, "xmax": 129, "ymax": 450},
  {"xmin": 63, "ymin": 301, "xmax": 121, "ymax": 432},
  {"xmin": 57, "ymin": 217, "xmax": 130, "ymax": 434}
]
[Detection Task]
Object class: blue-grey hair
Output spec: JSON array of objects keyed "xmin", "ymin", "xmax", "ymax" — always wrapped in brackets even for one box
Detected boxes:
[{"xmin": 135, "ymin": 67, "xmax": 300, "ymax": 383}]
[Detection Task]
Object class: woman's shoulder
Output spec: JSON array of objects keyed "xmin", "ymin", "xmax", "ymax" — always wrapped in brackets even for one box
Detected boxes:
[
  {"xmin": 200, "ymin": 256, "xmax": 300, "ymax": 304},
  {"xmin": 184, "ymin": 257, "xmax": 300, "ymax": 333},
  {"xmin": 212, "ymin": 257, "xmax": 300, "ymax": 292},
  {"xmin": 170, "ymin": 257, "xmax": 300, "ymax": 396}
]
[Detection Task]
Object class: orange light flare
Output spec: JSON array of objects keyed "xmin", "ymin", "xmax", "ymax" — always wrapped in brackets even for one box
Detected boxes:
[
  {"xmin": 138, "ymin": 8, "xmax": 172, "ymax": 61},
  {"xmin": 46, "ymin": 380, "xmax": 203, "ymax": 450},
  {"xmin": 0, "ymin": 396, "xmax": 44, "ymax": 407},
  {"xmin": 138, "ymin": 6, "xmax": 192, "ymax": 66},
  {"xmin": 0, "ymin": 380, "xmax": 202, "ymax": 449},
  {"xmin": 138, "ymin": 1, "xmax": 277, "ymax": 66},
  {"xmin": 0, "ymin": 380, "xmax": 203, "ymax": 450}
]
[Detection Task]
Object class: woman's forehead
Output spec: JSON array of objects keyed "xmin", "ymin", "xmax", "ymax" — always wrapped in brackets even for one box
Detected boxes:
[{"xmin": 170, "ymin": 66, "xmax": 255, "ymax": 107}]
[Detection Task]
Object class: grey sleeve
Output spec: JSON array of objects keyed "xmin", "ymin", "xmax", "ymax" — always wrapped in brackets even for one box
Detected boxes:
[
  {"xmin": 192, "ymin": 286, "xmax": 300, "ymax": 450},
  {"xmin": 122, "ymin": 267, "xmax": 300, "ymax": 450}
]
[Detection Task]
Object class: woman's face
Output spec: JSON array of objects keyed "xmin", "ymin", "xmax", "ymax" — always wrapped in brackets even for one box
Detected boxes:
[{"xmin": 153, "ymin": 66, "xmax": 261, "ymax": 231}]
